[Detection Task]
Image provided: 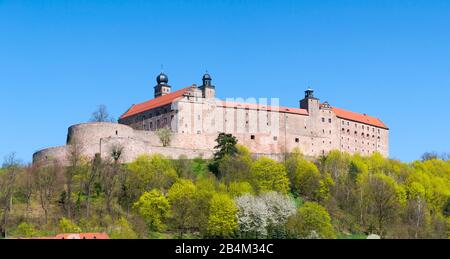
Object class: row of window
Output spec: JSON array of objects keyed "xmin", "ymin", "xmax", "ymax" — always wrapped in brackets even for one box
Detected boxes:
[
  {"xmin": 341, "ymin": 120, "xmax": 381, "ymax": 133},
  {"xmin": 321, "ymin": 118, "xmax": 332, "ymax": 123},
  {"xmin": 341, "ymin": 128, "xmax": 381, "ymax": 139}
]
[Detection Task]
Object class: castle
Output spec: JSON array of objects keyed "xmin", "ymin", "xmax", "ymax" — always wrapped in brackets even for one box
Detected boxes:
[{"xmin": 33, "ymin": 72, "xmax": 389, "ymax": 165}]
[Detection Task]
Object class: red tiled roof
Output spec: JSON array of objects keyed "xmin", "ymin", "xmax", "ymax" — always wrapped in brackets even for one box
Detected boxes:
[
  {"xmin": 332, "ymin": 107, "xmax": 388, "ymax": 129},
  {"xmin": 119, "ymin": 87, "xmax": 193, "ymax": 119},
  {"xmin": 54, "ymin": 233, "xmax": 109, "ymax": 239},
  {"xmin": 19, "ymin": 233, "xmax": 109, "ymax": 239},
  {"xmin": 118, "ymin": 87, "xmax": 387, "ymax": 129},
  {"xmin": 217, "ymin": 101, "xmax": 309, "ymax": 116}
]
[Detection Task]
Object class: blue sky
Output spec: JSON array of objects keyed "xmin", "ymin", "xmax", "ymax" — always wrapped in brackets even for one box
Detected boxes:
[{"xmin": 1, "ymin": 0, "xmax": 450, "ymax": 163}]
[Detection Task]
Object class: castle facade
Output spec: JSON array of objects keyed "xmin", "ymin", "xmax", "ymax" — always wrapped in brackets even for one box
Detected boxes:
[{"xmin": 33, "ymin": 72, "xmax": 389, "ymax": 165}]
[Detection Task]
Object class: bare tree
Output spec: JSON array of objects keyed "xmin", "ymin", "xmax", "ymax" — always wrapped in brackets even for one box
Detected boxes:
[
  {"xmin": 0, "ymin": 153, "xmax": 21, "ymax": 238},
  {"xmin": 85, "ymin": 153, "xmax": 101, "ymax": 218},
  {"xmin": 421, "ymin": 152, "xmax": 439, "ymax": 161},
  {"xmin": 100, "ymin": 159, "xmax": 119, "ymax": 216},
  {"xmin": 65, "ymin": 142, "xmax": 84, "ymax": 219},
  {"xmin": 35, "ymin": 161, "xmax": 62, "ymax": 225},
  {"xmin": 18, "ymin": 164, "xmax": 35, "ymax": 220},
  {"xmin": 90, "ymin": 104, "xmax": 115, "ymax": 122}
]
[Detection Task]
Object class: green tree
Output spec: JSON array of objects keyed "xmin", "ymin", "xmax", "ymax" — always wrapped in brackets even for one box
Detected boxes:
[
  {"xmin": 127, "ymin": 154, "xmax": 178, "ymax": 196},
  {"xmin": 228, "ymin": 181, "xmax": 254, "ymax": 197},
  {"xmin": 134, "ymin": 189, "xmax": 170, "ymax": 233},
  {"xmin": 251, "ymin": 157, "xmax": 290, "ymax": 194},
  {"xmin": 110, "ymin": 217, "xmax": 138, "ymax": 239},
  {"xmin": 285, "ymin": 152, "xmax": 321, "ymax": 200},
  {"xmin": 358, "ymin": 172, "xmax": 404, "ymax": 236},
  {"xmin": 12, "ymin": 222, "xmax": 39, "ymax": 238},
  {"xmin": 156, "ymin": 127, "xmax": 173, "ymax": 147},
  {"xmin": 218, "ymin": 145, "xmax": 253, "ymax": 183},
  {"xmin": 286, "ymin": 202, "xmax": 336, "ymax": 239},
  {"xmin": 209, "ymin": 133, "xmax": 238, "ymax": 176},
  {"xmin": 59, "ymin": 217, "xmax": 82, "ymax": 233},
  {"xmin": 207, "ymin": 193, "xmax": 238, "ymax": 238},
  {"xmin": 167, "ymin": 179, "xmax": 197, "ymax": 238}
]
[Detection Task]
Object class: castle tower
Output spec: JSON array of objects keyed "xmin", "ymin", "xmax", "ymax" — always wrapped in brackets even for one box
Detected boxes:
[
  {"xmin": 199, "ymin": 72, "xmax": 216, "ymax": 99},
  {"xmin": 154, "ymin": 72, "xmax": 171, "ymax": 98},
  {"xmin": 300, "ymin": 88, "xmax": 320, "ymax": 114}
]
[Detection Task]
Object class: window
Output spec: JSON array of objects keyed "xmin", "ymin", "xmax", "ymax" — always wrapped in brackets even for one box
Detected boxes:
[
  {"xmin": 295, "ymin": 138, "xmax": 299, "ymax": 143},
  {"xmin": 328, "ymin": 118, "xmax": 332, "ymax": 123},
  {"xmin": 115, "ymin": 130, "xmax": 118, "ymax": 136},
  {"xmin": 150, "ymin": 122, "xmax": 153, "ymax": 129},
  {"xmin": 273, "ymin": 136, "xmax": 278, "ymax": 141},
  {"xmin": 251, "ymin": 135, "xmax": 255, "ymax": 140},
  {"xmin": 322, "ymin": 118, "xmax": 325, "ymax": 122}
]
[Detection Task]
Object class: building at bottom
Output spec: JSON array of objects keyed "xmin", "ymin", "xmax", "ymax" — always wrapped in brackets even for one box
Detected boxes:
[{"xmin": 33, "ymin": 72, "xmax": 389, "ymax": 165}]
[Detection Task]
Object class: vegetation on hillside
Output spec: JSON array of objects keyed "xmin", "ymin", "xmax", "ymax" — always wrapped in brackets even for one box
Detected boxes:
[{"xmin": 0, "ymin": 137, "xmax": 449, "ymax": 239}]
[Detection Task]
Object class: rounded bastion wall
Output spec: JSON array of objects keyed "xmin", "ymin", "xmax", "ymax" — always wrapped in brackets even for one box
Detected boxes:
[
  {"xmin": 32, "ymin": 145, "xmax": 69, "ymax": 165},
  {"xmin": 67, "ymin": 122, "xmax": 135, "ymax": 146},
  {"xmin": 33, "ymin": 122, "xmax": 217, "ymax": 165}
]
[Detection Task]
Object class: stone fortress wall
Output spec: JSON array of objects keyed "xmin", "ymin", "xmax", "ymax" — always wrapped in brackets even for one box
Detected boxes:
[{"xmin": 33, "ymin": 122, "xmax": 217, "ymax": 165}]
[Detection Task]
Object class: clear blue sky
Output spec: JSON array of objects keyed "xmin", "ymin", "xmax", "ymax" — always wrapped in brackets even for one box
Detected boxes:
[{"xmin": 1, "ymin": 0, "xmax": 450, "ymax": 163}]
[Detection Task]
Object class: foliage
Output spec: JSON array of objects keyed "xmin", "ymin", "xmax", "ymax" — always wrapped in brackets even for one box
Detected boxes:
[
  {"xmin": 156, "ymin": 127, "xmax": 173, "ymax": 147},
  {"xmin": 285, "ymin": 151, "xmax": 321, "ymax": 200},
  {"xmin": 126, "ymin": 154, "xmax": 178, "ymax": 195},
  {"xmin": 228, "ymin": 181, "xmax": 254, "ymax": 197},
  {"xmin": 2, "ymin": 135, "xmax": 450, "ymax": 239},
  {"xmin": 286, "ymin": 202, "xmax": 336, "ymax": 239},
  {"xmin": 207, "ymin": 193, "xmax": 238, "ymax": 238},
  {"xmin": 167, "ymin": 179, "xmax": 197, "ymax": 238},
  {"xmin": 218, "ymin": 145, "xmax": 253, "ymax": 183},
  {"xmin": 251, "ymin": 157, "xmax": 290, "ymax": 194},
  {"xmin": 134, "ymin": 189, "xmax": 170, "ymax": 232},
  {"xmin": 209, "ymin": 133, "xmax": 239, "ymax": 176},
  {"xmin": 59, "ymin": 217, "xmax": 82, "ymax": 233},
  {"xmin": 110, "ymin": 217, "xmax": 138, "ymax": 239},
  {"xmin": 12, "ymin": 222, "xmax": 39, "ymax": 238}
]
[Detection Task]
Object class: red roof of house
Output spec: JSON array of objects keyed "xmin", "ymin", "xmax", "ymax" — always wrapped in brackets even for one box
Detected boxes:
[
  {"xmin": 217, "ymin": 100, "xmax": 309, "ymax": 115},
  {"xmin": 54, "ymin": 233, "xmax": 109, "ymax": 239},
  {"xmin": 18, "ymin": 233, "xmax": 109, "ymax": 239},
  {"xmin": 119, "ymin": 87, "xmax": 193, "ymax": 119},
  {"xmin": 332, "ymin": 107, "xmax": 388, "ymax": 129}
]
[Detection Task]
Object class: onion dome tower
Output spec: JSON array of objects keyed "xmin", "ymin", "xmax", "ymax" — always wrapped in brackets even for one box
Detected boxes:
[{"xmin": 154, "ymin": 72, "xmax": 171, "ymax": 98}]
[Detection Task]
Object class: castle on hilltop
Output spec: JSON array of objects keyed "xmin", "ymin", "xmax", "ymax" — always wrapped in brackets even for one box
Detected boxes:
[{"xmin": 33, "ymin": 72, "xmax": 389, "ymax": 165}]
